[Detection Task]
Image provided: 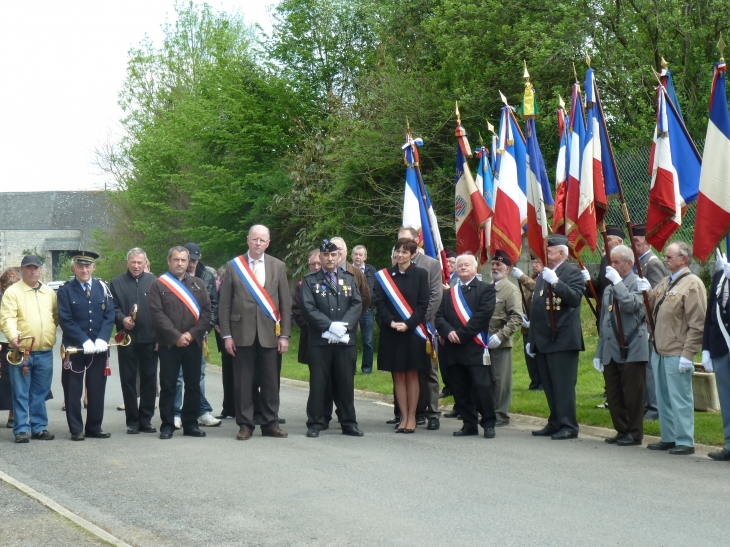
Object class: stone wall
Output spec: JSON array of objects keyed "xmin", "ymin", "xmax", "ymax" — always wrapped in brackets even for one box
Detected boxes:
[{"xmin": 0, "ymin": 229, "xmax": 81, "ymax": 282}]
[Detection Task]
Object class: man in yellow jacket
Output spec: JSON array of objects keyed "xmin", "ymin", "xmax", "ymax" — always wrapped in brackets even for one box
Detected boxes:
[{"xmin": 0, "ymin": 255, "xmax": 58, "ymax": 443}]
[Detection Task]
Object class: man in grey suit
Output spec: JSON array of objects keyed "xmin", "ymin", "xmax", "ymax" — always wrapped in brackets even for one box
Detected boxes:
[
  {"xmin": 398, "ymin": 226, "xmax": 444, "ymax": 430},
  {"xmin": 593, "ymin": 245, "xmax": 648, "ymax": 446},
  {"xmin": 219, "ymin": 224, "xmax": 292, "ymax": 440},
  {"xmin": 526, "ymin": 234, "xmax": 585, "ymax": 440},
  {"xmin": 631, "ymin": 223, "xmax": 667, "ymax": 420}
]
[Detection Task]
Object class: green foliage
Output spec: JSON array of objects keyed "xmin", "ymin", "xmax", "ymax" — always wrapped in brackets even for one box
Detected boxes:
[
  {"xmin": 53, "ymin": 253, "xmax": 73, "ymax": 281},
  {"xmin": 21, "ymin": 248, "xmax": 45, "ymax": 265}
]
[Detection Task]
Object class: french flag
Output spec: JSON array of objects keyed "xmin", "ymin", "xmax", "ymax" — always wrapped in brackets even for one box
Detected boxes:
[
  {"xmin": 552, "ymin": 102, "xmax": 569, "ymax": 235},
  {"xmin": 694, "ymin": 61, "xmax": 730, "ymax": 263},
  {"xmin": 525, "ymin": 118, "xmax": 552, "ymax": 263},
  {"xmin": 475, "ymin": 146, "xmax": 495, "ymax": 262},
  {"xmin": 646, "ymin": 81, "xmax": 701, "ymax": 250},
  {"xmin": 565, "ymin": 82, "xmax": 591, "ymax": 255}
]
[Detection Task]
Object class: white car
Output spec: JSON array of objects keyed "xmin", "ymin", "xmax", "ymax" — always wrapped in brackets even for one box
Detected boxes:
[{"xmin": 46, "ymin": 281, "xmax": 66, "ymax": 292}]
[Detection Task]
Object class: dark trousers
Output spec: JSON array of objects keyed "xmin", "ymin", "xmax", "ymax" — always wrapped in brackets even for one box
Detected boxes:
[
  {"xmin": 233, "ymin": 337, "xmax": 279, "ymax": 432},
  {"xmin": 307, "ymin": 345, "xmax": 357, "ymax": 429},
  {"xmin": 118, "ymin": 343, "xmax": 157, "ymax": 427},
  {"xmin": 253, "ymin": 353, "xmax": 282, "ymax": 421},
  {"xmin": 536, "ymin": 350, "xmax": 579, "ymax": 433},
  {"xmin": 604, "ymin": 359, "xmax": 646, "ymax": 440},
  {"xmin": 220, "ymin": 349, "xmax": 235, "ymax": 417},
  {"xmin": 324, "ymin": 354, "xmax": 352, "ymax": 424},
  {"xmin": 62, "ymin": 353, "xmax": 107, "ymax": 435},
  {"xmin": 438, "ymin": 343, "xmax": 451, "ymax": 393},
  {"xmin": 523, "ymin": 337, "xmax": 542, "ymax": 389},
  {"xmin": 158, "ymin": 343, "xmax": 201, "ymax": 433},
  {"xmin": 449, "ymin": 363, "xmax": 496, "ymax": 430},
  {"xmin": 358, "ymin": 310, "xmax": 374, "ymax": 372},
  {"xmin": 418, "ymin": 364, "xmax": 441, "ymax": 418}
]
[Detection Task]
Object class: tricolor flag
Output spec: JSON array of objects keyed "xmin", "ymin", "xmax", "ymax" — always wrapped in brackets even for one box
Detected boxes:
[
  {"xmin": 475, "ymin": 145, "xmax": 495, "ymax": 262},
  {"xmin": 565, "ymin": 82, "xmax": 592, "ymax": 254},
  {"xmin": 553, "ymin": 101, "xmax": 569, "ymax": 235},
  {"xmin": 525, "ymin": 118, "xmax": 552, "ymax": 263},
  {"xmin": 646, "ymin": 78, "xmax": 702, "ymax": 250},
  {"xmin": 492, "ymin": 100, "xmax": 528, "ymax": 265},
  {"xmin": 454, "ymin": 115, "xmax": 492, "ymax": 257},
  {"xmin": 694, "ymin": 60, "xmax": 730, "ymax": 263}
]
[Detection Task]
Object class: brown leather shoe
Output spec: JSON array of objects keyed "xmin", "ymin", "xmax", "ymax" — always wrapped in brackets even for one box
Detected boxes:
[
  {"xmin": 262, "ymin": 427, "xmax": 288, "ymax": 438},
  {"xmin": 236, "ymin": 429, "xmax": 252, "ymax": 441}
]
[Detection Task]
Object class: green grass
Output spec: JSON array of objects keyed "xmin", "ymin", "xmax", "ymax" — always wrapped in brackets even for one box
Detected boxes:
[{"xmin": 207, "ymin": 309, "xmax": 726, "ymax": 445}]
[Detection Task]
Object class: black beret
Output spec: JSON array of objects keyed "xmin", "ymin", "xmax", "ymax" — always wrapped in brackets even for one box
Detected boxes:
[
  {"xmin": 491, "ymin": 249, "xmax": 512, "ymax": 267},
  {"xmin": 320, "ymin": 239, "xmax": 339, "ymax": 253},
  {"xmin": 547, "ymin": 234, "xmax": 569, "ymax": 247},
  {"xmin": 605, "ymin": 225, "xmax": 625, "ymax": 239},
  {"xmin": 632, "ymin": 223, "xmax": 646, "ymax": 237}
]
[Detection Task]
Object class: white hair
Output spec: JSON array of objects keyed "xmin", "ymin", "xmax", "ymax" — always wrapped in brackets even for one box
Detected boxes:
[
  {"xmin": 456, "ymin": 253, "xmax": 478, "ymax": 268},
  {"xmin": 248, "ymin": 224, "xmax": 270, "ymax": 238},
  {"xmin": 610, "ymin": 244, "xmax": 634, "ymax": 264},
  {"xmin": 126, "ymin": 247, "xmax": 147, "ymax": 261},
  {"xmin": 555, "ymin": 245, "xmax": 569, "ymax": 256}
]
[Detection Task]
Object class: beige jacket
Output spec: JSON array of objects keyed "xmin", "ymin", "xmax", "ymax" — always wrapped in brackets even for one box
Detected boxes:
[
  {"xmin": 647, "ymin": 268, "xmax": 706, "ymax": 360},
  {"xmin": 517, "ymin": 274, "xmax": 536, "ymax": 335},
  {"xmin": 0, "ymin": 280, "xmax": 58, "ymax": 351},
  {"xmin": 489, "ymin": 278, "xmax": 523, "ymax": 348}
]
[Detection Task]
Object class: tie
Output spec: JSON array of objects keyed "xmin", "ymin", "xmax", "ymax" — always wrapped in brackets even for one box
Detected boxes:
[
  {"xmin": 252, "ymin": 260, "xmax": 264, "ymax": 284},
  {"xmin": 84, "ymin": 283, "xmax": 90, "ymax": 297},
  {"xmin": 327, "ymin": 271, "xmax": 337, "ymax": 287}
]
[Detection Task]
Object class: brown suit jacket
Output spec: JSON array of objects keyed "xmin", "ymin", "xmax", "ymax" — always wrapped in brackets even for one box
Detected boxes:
[
  {"xmin": 148, "ymin": 272, "xmax": 212, "ymax": 348},
  {"xmin": 218, "ymin": 253, "xmax": 292, "ymax": 348},
  {"xmin": 345, "ymin": 263, "xmax": 371, "ymax": 315}
]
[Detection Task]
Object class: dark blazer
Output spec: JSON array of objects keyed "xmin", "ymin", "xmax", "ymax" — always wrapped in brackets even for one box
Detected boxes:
[
  {"xmin": 148, "ymin": 272, "xmax": 212, "ymax": 348},
  {"xmin": 110, "ymin": 270, "xmax": 157, "ymax": 344},
  {"xmin": 344, "ymin": 263, "xmax": 371, "ymax": 314},
  {"xmin": 358, "ymin": 263, "xmax": 377, "ymax": 309},
  {"xmin": 586, "ymin": 255, "xmax": 609, "ymax": 303},
  {"xmin": 435, "ymin": 279, "xmax": 495, "ymax": 366},
  {"xmin": 57, "ymin": 278, "xmax": 115, "ymax": 347},
  {"xmin": 704, "ymin": 270, "xmax": 730, "ymax": 358},
  {"xmin": 218, "ymin": 253, "xmax": 292, "ymax": 348},
  {"xmin": 640, "ymin": 251, "xmax": 668, "ymax": 288},
  {"xmin": 411, "ymin": 253, "xmax": 444, "ymax": 324},
  {"xmin": 301, "ymin": 269, "xmax": 362, "ymax": 346},
  {"xmin": 528, "ymin": 260, "xmax": 585, "ymax": 353},
  {"xmin": 291, "ymin": 281, "xmax": 309, "ymax": 363}
]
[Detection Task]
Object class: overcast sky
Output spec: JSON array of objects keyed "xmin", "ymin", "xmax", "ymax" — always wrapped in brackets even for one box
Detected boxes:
[{"xmin": 0, "ymin": 1, "xmax": 277, "ymax": 192}]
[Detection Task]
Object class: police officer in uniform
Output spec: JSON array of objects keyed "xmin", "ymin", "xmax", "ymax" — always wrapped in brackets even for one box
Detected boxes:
[
  {"xmin": 300, "ymin": 240, "xmax": 364, "ymax": 438},
  {"xmin": 526, "ymin": 235, "xmax": 585, "ymax": 440},
  {"xmin": 57, "ymin": 251, "xmax": 115, "ymax": 440}
]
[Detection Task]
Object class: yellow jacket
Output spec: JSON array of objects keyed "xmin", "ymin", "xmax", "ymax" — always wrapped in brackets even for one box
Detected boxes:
[{"xmin": 0, "ymin": 280, "xmax": 58, "ymax": 351}]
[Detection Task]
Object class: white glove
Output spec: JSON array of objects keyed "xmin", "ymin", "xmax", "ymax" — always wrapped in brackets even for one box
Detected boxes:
[
  {"xmin": 94, "ymin": 339, "xmax": 108, "ymax": 353},
  {"xmin": 593, "ymin": 358, "xmax": 604, "ymax": 373},
  {"xmin": 636, "ymin": 277, "xmax": 651, "ymax": 292},
  {"xmin": 488, "ymin": 335, "xmax": 501, "ymax": 349},
  {"xmin": 702, "ymin": 350, "xmax": 713, "ymax": 372},
  {"xmin": 716, "ymin": 249, "xmax": 727, "ymax": 272},
  {"xmin": 678, "ymin": 357, "xmax": 694, "ymax": 374},
  {"xmin": 328, "ymin": 321, "xmax": 348, "ymax": 338},
  {"xmin": 581, "ymin": 268, "xmax": 591, "ymax": 282},
  {"xmin": 82, "ymin": 340, "xmax": 96, "ymax": 354},
  {"xmin": 336, "ymin": 333, "xmax": 350, "ymax": 344},
  {"xmin": 511, "ymin": 267, "xmax": 524, "ymax": 279},
  {"xmin": 525, "ymin": 342, "xmax": 536, "ymax": 357},
  {"xmin": 521, "ymin": 314, "xmax": 530, "ymax": 328},
  {"xmin": 724, "ymin": 262, "xmax": 730, "ymax": 279},
  {"xmin": 542, "ymin": 267, "xmax": 558, "ymax": 284},
  {"xmin": 605, "ymin": 266, "xmax": 622, "ymax": 285},
  {"xmin": 322, "ymin": 331, "xmax": 334, "ymax": 342}
]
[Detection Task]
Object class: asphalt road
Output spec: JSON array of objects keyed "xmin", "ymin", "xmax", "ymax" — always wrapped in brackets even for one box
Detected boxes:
[{"xmin": 1, "ymin": 338, "xmax": 730, "ymax": 547}]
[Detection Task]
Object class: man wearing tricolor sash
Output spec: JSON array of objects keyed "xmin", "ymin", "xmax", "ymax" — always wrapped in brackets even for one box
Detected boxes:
[
  {"xmin": 435, "ymin": 254, "xmax": 497, "ymax": 439},
  {"xmin": 148, "ymin": 246, "xmax": 212, "ymax": 440},
  {"xmin": 219, "ymin": 225, "xmax": 292, "ymax": 440}
]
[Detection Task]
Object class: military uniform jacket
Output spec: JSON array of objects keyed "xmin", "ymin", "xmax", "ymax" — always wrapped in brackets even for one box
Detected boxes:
[
  {"xmin": 703, "ymin": 270, "xmax": 729, "ymax": 359},
  {"xmin": 148, "ymin": 272, "xmax": 212, "ymax": 348},
  {"xmin": 528, "ymin": 260, "xmax": 585, "ymax": 353},
  {"xmin": 639, "ymin": 251, "xmax": 667, "ymax": 288},
  {"xmin": 435, "ymin": 279, "xmax": 495, "ymax": 366},
  {"xmin": 647, "ymin": 268, "xmax": 706, "ymax": 360},
  {"xmin": 301, "ymin": 269, "xmax": 362, "ymax": 347},
  {"xmin": 489, "ymin": 279, "xmax": 522, "ymax": 348},
  {"xmin": 57, "ymin": 278, "xmax": 115, "ymax": 348},
  {"xmin": 595, "ymin": 272, "xmax": 649, "ymax": 364}
]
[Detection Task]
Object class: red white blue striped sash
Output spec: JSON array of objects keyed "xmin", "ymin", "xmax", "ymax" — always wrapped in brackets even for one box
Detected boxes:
[
  {"xmin": 230, "ymin": 255, "xmax": 281, "ymax": 332},
  {"xmin": 451, "ymin": 285, "xmax": 487, "ymax": 348},
  {"xmin": 159, "ymin": 273, "xmax": 200, "ymax": 323},
  {"xmin": 375, "ymin": 268, "xmax": 429, "ymax": 342}
]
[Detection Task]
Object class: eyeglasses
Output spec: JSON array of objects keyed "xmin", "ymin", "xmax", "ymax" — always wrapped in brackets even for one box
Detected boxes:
[{"xmin": 248, "ymin": 238, "xmax": 269, "ymax": 244}]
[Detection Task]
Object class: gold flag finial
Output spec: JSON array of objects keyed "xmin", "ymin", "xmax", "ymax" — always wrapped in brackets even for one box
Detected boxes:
[
  {"xmin": 585, "ymin": 53, "xmax": 591, "ymax": 68},
  {"xmin": 558, "ymin": 95, "xmax": 565, "ymax": 110},
  {"xmin": 650, "ymin": 66, "xmax": 662, "ymax": 87},
  {"xmin": 406, "ymin": 116, "xmax": 411, "ymax": 134},
  {"xmin": 523, "ymin": 59, "xmax": 530, "ymax": 81},
  {"xmin": 487, "ymin": 121, "xmax": 495, "ymax": 134},
  {"xmin": 499, "ymin": 90, "xmax": 508, "ymax": 106},
  {"xmin": 661, "ymin": 57, "xmax": 668, "ymax": 69},
  {"xmin": 719, "ymin": 33, "xmax": 726, "ymax": 62},
  {"xmin": 573, "ymin": 62, "xmax": 579, "ymax": 83},
  {"xmin": 455, "ymin": 101, "xmax": 461, "ymax": 125},
  {"xmin": 478, "ymin": 131, "xmax": 485, "ymax": 148}
]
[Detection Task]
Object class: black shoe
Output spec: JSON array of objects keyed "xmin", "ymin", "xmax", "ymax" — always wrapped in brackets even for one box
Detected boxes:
[
  {"xmin": 342, "ymin": 425, "xmax": 364, "ymax": 437},
  {"xmin": 306, "ymin": 428, "xmax": 320, "ymax": 438},
  {"xmin": 14, "ymin": 432, "xmax": 30, "ymax": 443},
  {"xmin": 277, "ymin": 418, "xmax": 286, "ymax": 425},
  {"xmin": 6, "ymin": 419, "xmax": 14, "ymax": 428},
  {"xmin": 644, "ymin": 411, "xmax": 659, "ymax": 420},
  {"xmin": 127, "ymin": 425, "xmax": 140, "ymax": 434},
  {"xmin": 361, "ymin": 368, "xmax": 372, "ymax": 375},
  {"xmin": 647, "ymin": 441, "xmax": 676, "ymax": 451},
  {"xmin": 386, "ymin": 416, "xmax": 401, "ymax": 425},
  {"xmin": 426, "ymin": 418, "xmax": 440, "ymax": 431},
  {"xmin": 532, "ymin": 426, "xmax": 558, "ymax": 437},
  {"xmin": 439, "ymin": 390, "xmax": 451, "ymax": 399},
  {"xmin": 616, "ymin": 434, "xmax": 642, "ymax": 446},
  {"xmin": 254, "ymin": 418, "xmax": 261, "ymax": 426},
  {"xmin": 444, "ymin": 409, "xmax": 460, "ymax": 418},
  {"xmin": 668, "ymin": 445, "xmax": 695, "ymax": 455},
  {"xmin": 495, "ymin": 419, "xmax": 510, "ymax": 427},
  {"xmin": 551, "ymin": 430, "xmax": 578, "ymax": 440},
  {"xmin": 159, "ymin": 430, "xmax": 173, "ymax": 440},
  {"xmin": 71, "ymin": 432, "xmax": 85, "ymax": 441},
  {"xmin": 140, "ymin": 424, "xmax": 157, "ymax": 433},
  {"xmin": 31, "ymin": 430, "xmax": 55, "ymax": 441},
  {"xmin": 708, "ymin": 448, "xmax": 730, "ymax": 461},
  {"xmin": 605, "ymin": 434, "xmax": 623, "ymax": 444},
  {"xmin": 484, "ymin": 428, "xmax": 496, "ymax": 439},
  {"xmin": 86, "ymin": 431, "xmax": 111, "ymax": 439},
  {"xmin": 183, "ymin": 428, "xmax": 206, "ymax": 437},
  {"xmin": 416, "ymin": 416, "xmax": 426, "ymax": 426},
  {"xmin": 453, "ymin": 427, "xmax": 478, "ymax": 437}
]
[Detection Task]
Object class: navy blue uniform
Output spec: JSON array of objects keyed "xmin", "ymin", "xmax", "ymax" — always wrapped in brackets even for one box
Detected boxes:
[{"xmin": 57, "ymin": 278, "xmax": 115, "ymax": 435}]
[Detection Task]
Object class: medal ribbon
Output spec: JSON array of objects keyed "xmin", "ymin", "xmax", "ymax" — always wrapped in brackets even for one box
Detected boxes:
[
  {"xmin": 159, "ymin": 273, "xmax": 200, "ymax": 323},
  {"xmin": 230, "ymin": 255, "xmax": 281, "ymax": 335},
  {"xmin": 451, "ymin": 285, "xmax": 488, "ymax": 348}
]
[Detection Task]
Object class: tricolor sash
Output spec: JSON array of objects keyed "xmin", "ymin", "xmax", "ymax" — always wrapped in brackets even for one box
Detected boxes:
[
  {"xmin": 450, "ymin": 285, "xmax": 488, "ymax": 348},
  {"xmin": 230, "ymin": 255, "xmax": 281, "ymax": 336},
  {"xmin": 159, "ymin": 273, "xmax": 200, "ymax": 323},
  {"xmin": 375, "ymin": 269, "xmax": 433, "ymax": 354}
]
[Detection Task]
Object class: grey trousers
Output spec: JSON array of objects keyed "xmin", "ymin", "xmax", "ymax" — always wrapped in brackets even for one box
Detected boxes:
[
  {"xmin": 418, "ymin": 363, "xmax": 441, "ymax": 419},
  {"xmin": 489, "ymin": 347, "xmax": 512, "ymax": 421},
  {"xmin": 712, "ymin": 352, "xmax": 730, "ymax": 450},
  {"xmin": 652, "ymin": 353, "xmax": 694, "ymax": 447}
]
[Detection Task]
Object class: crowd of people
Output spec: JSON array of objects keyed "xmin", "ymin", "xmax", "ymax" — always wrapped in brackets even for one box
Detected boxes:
[{"xmin": 1, "ymin": 223, "xmax": 730, "ymax": 463}]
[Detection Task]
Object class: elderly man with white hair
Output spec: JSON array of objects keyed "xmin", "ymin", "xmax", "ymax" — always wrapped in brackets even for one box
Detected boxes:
[{"xmin": 526, "ymin": 234, "xmax": 585, "ymax": 440}]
